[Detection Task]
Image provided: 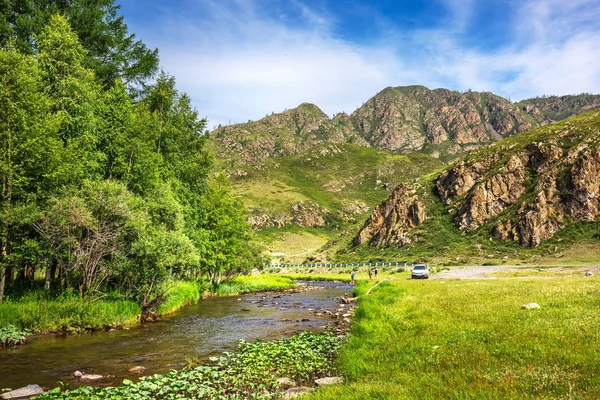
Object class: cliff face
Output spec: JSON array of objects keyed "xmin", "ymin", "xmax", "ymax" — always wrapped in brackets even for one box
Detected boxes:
[
  {"xmin": 436, "ymin": 110, "xmax": 600, "ymax": 247},
  {"xmin": 211, "ymin": 87, "xmax": 600, "ymax": 168},
  {"xmin": 353, "ymin": 184, "xmax": 426, "ymax": 247}
]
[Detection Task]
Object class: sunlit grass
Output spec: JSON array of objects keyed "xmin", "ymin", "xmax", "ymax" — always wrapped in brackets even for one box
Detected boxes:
[{"xmin": 311, "ymin": 277, "xmax": 600, "ymax": 399}]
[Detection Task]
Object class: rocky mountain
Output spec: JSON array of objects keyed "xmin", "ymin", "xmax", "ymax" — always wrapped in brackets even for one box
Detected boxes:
[
  {"xmin": 352, "ymin": 109, "xmax": 600, "ymax": 250},
  {"xmin": 209, "ymin": 103, "xmax": 367, "ymax": 167},
  {"xmin": 210, "ymin": 87, "xmax": 600, "ymax": 167},
  {"xmin": 353, "ymin": 184, "xmax": 426, "ymax": 247},
  {"xmin": 516, "ymin": 94, "xmax": 600, "ymax": 125}
]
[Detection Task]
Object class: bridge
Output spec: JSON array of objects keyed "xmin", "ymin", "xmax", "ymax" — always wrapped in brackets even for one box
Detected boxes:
[{"xmin": 266, "ymin": 261, "xmax": 416, "ymax": 269}]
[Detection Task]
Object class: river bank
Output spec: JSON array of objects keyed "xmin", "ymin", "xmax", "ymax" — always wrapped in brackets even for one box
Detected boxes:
[
  {"xmin": 0, "ymin": 279, "xmax": 355, "ymax": 391},
  {"xmin": 0, "ymin": 275, "xmax": 299, "ymax": 345}
]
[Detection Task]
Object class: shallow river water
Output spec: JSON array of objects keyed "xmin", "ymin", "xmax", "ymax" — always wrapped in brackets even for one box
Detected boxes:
[{"xmin": 0, "ymin": 281, "xmax": 353, "ymax": 390}]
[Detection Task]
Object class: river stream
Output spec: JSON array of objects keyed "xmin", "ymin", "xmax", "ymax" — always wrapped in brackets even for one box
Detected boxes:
[{"xmin": 0, "ymin": 281, "xmax": 353, "ymax": 390}]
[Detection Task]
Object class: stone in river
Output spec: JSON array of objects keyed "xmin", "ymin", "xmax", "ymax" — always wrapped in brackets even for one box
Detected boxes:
[{"xmin": 1, "ymin": 385, "xmax": 44, "ymax": 399}]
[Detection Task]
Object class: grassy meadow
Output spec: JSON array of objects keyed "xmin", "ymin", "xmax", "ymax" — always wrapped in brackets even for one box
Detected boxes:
[{"xmin": 311, "ymin": 276, "xmax": 600, "ymax": 399}]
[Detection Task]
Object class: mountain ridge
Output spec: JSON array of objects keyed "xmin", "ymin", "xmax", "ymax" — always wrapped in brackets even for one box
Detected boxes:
[{"xmin": 209, "ymin": 87, "xmax": 600, "ymax": 168}]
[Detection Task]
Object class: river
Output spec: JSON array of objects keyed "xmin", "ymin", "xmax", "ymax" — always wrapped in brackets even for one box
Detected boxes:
[{"xmin": 0, "ymin": 281, "xmax": 353, "ymax": 390}]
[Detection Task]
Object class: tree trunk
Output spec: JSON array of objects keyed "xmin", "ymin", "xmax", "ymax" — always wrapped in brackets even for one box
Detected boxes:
[
  {"xmin": 0, "ymin": 266, "xmax": 5, "ymax": 302},
  {"xmin": 45, "ymin": 260, "xmax": 56, "ymax": 290},
  {"xmin": 26, "ymin": 265, "xmax": 34, "ymax": 280},
  {"xmin": 0, "ymin": 240, "xmax": 6, "ymax": 302},
  {"xmin": 5, "ymin": 265, "xmax": 12, "ymax": 282}
]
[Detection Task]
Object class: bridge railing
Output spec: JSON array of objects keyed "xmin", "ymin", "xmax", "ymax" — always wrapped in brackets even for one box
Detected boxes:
[{"xmin": 265, "ymin": 261, "xmax": 416, "ymax": 269}]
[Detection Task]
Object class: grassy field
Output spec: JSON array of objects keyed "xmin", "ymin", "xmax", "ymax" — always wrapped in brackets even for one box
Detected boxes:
[{"xmin": 311, "ymin": 277, "xmax": 600, "ymax": 399}]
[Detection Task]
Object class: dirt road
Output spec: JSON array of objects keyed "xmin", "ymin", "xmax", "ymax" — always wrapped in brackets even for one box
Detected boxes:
[{"xmin": 430, "ymin": 264, "xmax": 600, "ymax": 279}]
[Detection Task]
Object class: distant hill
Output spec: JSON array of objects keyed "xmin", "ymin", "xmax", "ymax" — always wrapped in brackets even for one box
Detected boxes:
[{"xmin": 209, "ymin": 87, "xmax": 600, "ymax": 168}]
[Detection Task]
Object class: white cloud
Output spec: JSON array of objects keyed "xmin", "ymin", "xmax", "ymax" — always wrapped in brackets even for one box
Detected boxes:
[{"xmin": 140, "ymin": 0, "xmax": 600, "ymax": 127}]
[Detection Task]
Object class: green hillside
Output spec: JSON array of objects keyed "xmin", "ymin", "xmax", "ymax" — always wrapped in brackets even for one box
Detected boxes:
[{"xmin": 218, "ymin": 143, "xmax": 446, "ymax": 262}]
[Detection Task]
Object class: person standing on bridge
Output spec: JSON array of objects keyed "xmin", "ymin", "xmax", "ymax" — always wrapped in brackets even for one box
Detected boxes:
[
  {"xmin": 368, "ymin": 269, "xmax": 372, "ymax": 280},
  {"xmin": 374, "ymin": 267, "xmax": 379, "ymax": 279}
]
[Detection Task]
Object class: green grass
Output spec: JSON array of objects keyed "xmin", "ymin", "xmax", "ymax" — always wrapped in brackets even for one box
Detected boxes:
[
  {"xmin": 310, "ymin": 278, "xmax": 600, "ymax": 399},
  {"xmin": 156, "ymin": 281, "xmax": 206, "ymax": 315},
  {"xmin": 0, "ymin": 290, "xmax": 140, "ymax": 334}
]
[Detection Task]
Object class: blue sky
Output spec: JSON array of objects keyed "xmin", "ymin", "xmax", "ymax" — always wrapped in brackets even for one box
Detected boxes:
[{"xmin": 119, "ymin": 0, "xmax": 600, "ymax": 128}]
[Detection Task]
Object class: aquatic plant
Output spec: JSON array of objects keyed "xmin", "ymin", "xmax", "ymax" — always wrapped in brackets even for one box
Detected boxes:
[{"xmin": 38, "ymin": 331, "xmax": 343, "ymax": 399}]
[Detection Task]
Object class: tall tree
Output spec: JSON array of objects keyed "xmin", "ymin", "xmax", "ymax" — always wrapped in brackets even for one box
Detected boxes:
[
  {"xmin": 36, "ymin": 14, "xmax": 102, "ymax": 184},
  {"xmin": 0, "ymin": 0, "xmax": 158, "ymax": 88},
  {"xmin": 0, "ymin": 45, "xmax": 58, "ymax": 301}
]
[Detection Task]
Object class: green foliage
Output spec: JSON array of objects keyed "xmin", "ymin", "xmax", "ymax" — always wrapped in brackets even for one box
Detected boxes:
[
  {"xmin": 0, "ymin": 13, "xmax": 260, "ymax": 309},
  {"xmin": 36, "ymin": 332, "xmax": 342, "ymax": 399},
  {"xmin": 0, "ymin": 324, "xmax": 27, "ymax": 347},
  {"xmin": 195, "ymin": 174, "xmax": 260, "ymax": 285},
  {"xmin": 0, "ymin": 0, "xmax": 159, "ymax": 88}
]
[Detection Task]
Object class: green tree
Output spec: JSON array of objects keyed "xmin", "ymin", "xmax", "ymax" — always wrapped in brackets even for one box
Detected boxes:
[
  {"xmin": 0, "ymin": 0, "xmax": 158, "ymax": 88},
  {"xmin": 36, "ymin": 14, "xmax": 102, "ymax": 184},
  {"xmin": 195, "ymin": 174, "xmax": 259, "ymax": 284},
  {"xmin": 35, "ymin": 180, "xmax": 138, "ymax": 297},
  {"xmin": 0, "ymin": 44, "xmax": 58, "ymax": 301}
]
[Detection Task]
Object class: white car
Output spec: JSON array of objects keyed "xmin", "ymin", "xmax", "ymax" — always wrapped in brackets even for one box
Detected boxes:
[{"xmin": 412, "ymin": 264, "xmax": 429, "ymax": 279}]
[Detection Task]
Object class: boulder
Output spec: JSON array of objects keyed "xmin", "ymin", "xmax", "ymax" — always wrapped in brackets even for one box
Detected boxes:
[
  {"xmin": 315, "ymin": 376, "xmax": 344, "ymax": 386},
  {"xmin": 284, "ymin": 387, "xmax": 315, "ymax": 398},
  {"xmin": 128, "ymin": 366, "xmax": 146, "ymax": 373},
  {"xmin": 521, "ymin": 303, "xmax": 541, "ymax": 310},
  {"xmin": 276, "ymin": 377, "xmax": 297, "ymax": 390},
  {"xmin": 585, "ymin": 271, "xmax": 594, "ymax": 277},
  {"xmin": 1, "ymin": 385, "xmax": 44, "ymax": 399},
  {"xmin": 80, "ymin": 374, "xmax": 104, "ymax": 381}
]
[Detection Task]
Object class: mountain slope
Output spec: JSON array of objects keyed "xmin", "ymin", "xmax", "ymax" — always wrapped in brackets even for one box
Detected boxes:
[
  {"xmin": 209, "ymin": 88, "xmax": 600, "ymax": 168},
  {"xmin": 228, "ymin": 143, "xmax": 445, "ymax": 262},
  {"xmin": 343, "ymin": 109, "xmax": 600, "ymax": 265}
]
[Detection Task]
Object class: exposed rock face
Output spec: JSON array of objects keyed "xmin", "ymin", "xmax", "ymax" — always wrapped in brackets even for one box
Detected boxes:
[
  {"xmin": 455, "ymin": 155, "xmax": 528, "ymax": 231},
  {"xmin": 354, "ymin": 184, "xmax": 426, "ymax": 247},
  {"xmin": 437, "ymin": 110, "xmax": 600, "ymax": 247}
]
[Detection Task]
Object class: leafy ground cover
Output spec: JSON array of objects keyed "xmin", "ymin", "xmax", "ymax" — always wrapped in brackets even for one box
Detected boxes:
[
  {"xmin": 311, "ymin": 277, "xmax": 600, "ymax": 399},
  {"xmin": 34, "ymin": 332, "xmax": 342, "ymax": 400},
  {"xmin": 0, "ymin": 324, "xmax": 28, "ymax": 348}
]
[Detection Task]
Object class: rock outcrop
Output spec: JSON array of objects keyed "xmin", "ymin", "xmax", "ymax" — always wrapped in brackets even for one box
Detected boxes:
[
  {"xmin": 436, "ymin": 110, "xmax": 600, "ymax": 246},
  {"xmin": 354, "ymin": 184, "xmax": 426, "ymax": 247}
]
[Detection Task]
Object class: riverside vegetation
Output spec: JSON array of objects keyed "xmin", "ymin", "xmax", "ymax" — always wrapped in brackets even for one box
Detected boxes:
[
  {"xmin": 0, "ymin": 2, "xmax": 267, "ymax": 342},
  {"xmin": 34, "ymin": 331, "xmax": 342, "ymax": 399}
]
